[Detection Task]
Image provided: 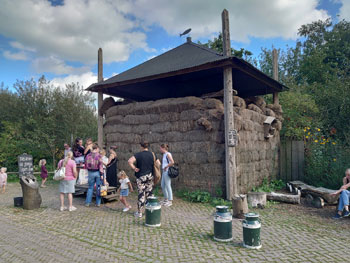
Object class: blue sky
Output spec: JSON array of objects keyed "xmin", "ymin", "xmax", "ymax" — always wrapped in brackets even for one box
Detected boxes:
[{"xmin": 0, "ymin": 0, "xmax": 348, "ymax": 90}]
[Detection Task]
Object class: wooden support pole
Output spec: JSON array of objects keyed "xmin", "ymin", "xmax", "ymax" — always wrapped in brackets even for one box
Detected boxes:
[
  {"xmin": 97, "ymin": 48, "xmax": 104, "ymax": 148},
  {"xmin": 272, "ymin": 48, "xmax": 279, "ymax": 105},
  {"xmin": 222, "ymin": 9, "xmax": 237, "ymax": 200}
]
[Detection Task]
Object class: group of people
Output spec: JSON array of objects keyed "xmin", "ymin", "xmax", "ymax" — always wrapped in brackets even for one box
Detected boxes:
[{"xmin": 57, "ymin": 139, "xmax": 175, "ymax": 218}]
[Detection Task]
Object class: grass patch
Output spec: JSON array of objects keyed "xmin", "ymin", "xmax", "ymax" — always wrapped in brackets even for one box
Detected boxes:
[{"xmin": 251, "ymin": 178, "xmax": 285, "ymax": 193}]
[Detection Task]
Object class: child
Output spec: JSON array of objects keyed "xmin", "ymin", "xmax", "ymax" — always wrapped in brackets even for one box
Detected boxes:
[
  {"xmin": 117, "ymin": 170, "xmax": 133, "ymax": 212},
  {"xmin": 0, "ymin": 167, "xmax": 7, "ymax": 193},
  {"xmin": 39, "ymin": 159, "xmax": 48, "ymax": 187}
]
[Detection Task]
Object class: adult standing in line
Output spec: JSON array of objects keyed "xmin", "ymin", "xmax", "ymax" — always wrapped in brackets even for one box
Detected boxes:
[
  {"xmin": 73, "ymin": 138, "xmax": 84, "ymax": 182},
  {"xmin": 64, "ymin": 143, "xmax": 71, "ymax": 158},
  {"xmin": 160, "ymin": 144, "xmax": 175, "ymax": 207},
  {"xmin": 128, "ymin": 141, "xmax": 160, "ymax": 218},
  {"xmin": 85, "ymin": 144, "xmax": 104, "ymax": 207},
  {"xmin": 106, "ymin": 146, "xmax": 118, "ymax": 187},
  {"xmin": 58, "ymin": 151, "xmax": 78, "ymax": 212},
  {"xmin": 84, "ymin": 138, "xmax": 93, "ymax": 159}
]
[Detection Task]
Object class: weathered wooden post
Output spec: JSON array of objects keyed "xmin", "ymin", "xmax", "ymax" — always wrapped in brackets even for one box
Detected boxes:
[
  {"xmin": 222, "ymin": 9, "xmax": 237, "ymax": 201},
  {"xmin": 222, "ymin": 9, "xmax": 248, "ymax": 217},
  {"xmin": 98, "ymin": 48, "xmax": 104, "ymax": 148},
  {"xmin": 272, "ymin": 49, "xmax": 279, "ymax": 104}
]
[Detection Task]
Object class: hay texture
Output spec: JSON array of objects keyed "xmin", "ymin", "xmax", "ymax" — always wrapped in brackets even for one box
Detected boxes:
[{"xmin": 104, "ymin": 95, "xmax": 281, "ymax": 195}]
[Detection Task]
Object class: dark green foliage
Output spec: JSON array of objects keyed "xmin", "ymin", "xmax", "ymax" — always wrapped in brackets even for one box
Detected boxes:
[
  {"xmin": 0, "ymin": 76, "xmax": 97, "ymax": 171},
  {"xmin": 176, "ymin": 189, "xmax": 232, "ymax": 208}
]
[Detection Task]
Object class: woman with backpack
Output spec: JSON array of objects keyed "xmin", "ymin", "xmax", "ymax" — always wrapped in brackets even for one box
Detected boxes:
[
  {"xmin": 160, "ymin": 144, "xmax": 175, "ymax": 207},
  {"xmin": 84, "ymin": 144, "xmax": 104, "ymax": 207}
]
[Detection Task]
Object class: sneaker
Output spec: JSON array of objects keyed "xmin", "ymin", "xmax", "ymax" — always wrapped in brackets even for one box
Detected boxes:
[
  {"xmin": 68, "ymin": 206, "xmax": 77, "ymax": 212},
  {"xmin": 160, "ymin": 200, "xmax": 168, "ymax": 205},
  {"xmin": 85, "ymin": 203, "xmax": 90, "ymax": 207},
  {"xmin": 134, "ymin": 212, "xmax": 142, "ymax": 218},
  {"xmin": 333, "ymin": 213, "xmax": 342, "ymax": 219},
  {"xmin": 59, "ymin": 206, "xmax": 67, "ymax": 212},
  {"xmin": 343, "ymin": 211, "xmax": 350, "ymax": 217},
  {"xmin": 164, "ymin": 201, "xmax": 172, "ymax": 207},
  {"xmin": 123, "ymin": 207, "xmax": 130, "ymax": 212}
]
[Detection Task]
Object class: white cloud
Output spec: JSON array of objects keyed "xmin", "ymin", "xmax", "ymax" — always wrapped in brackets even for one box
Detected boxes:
[
  {"xmin": 9, "ymin": 41, "xmax": 36, "ymax": 52},
  {"xmin": 338, "ymin": 0, "xmax": 350, "ymax": 20},
  {"xmin": 50, "ymin": 72, "xmax": 97, "ymax": 89},
  {"xmin": 0, "ymin": 0, "xmax": 150, "ymax": 65},
  {"xmin": 3, "ymin": 50, "xmax": 28, "ymax": 60},
  {"xmin": 32, "ymin": 56, "xmax": 90, "ymax": 75},
  {"xmin": 122, "ymin": 0, "xmax": 330, "ymax": 42}
]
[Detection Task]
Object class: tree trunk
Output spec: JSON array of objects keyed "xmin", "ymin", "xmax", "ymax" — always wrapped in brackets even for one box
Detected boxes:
[
  {"xmin": 232, "ymin": 194, "xmax": 248, "ymax": 218},
  {"xmin": 267, "ymin": 192, "xmax": 301, "ymax": 204}
]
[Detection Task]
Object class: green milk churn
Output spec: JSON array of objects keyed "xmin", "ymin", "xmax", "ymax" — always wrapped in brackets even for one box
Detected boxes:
[
  {"xmin": 242, "ymin": 212, "xmax": 261, "ymax": 249},
  {"xmin": 145, "ymin": 196, "xmax": 161, "ymax": 227},
  {"xmin": 213, "ymin": 206, "xmax": 233, "ymax": 242}
]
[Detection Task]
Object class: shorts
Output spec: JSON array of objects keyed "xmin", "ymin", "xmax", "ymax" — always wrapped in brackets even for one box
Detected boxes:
[
  {"xmin": 59, "ymin": 180, "xmax": 75, "ymax": 194},
  {"xmin": 74, "ymin": 156, "xmax": 84, "ymax": 164},
  {"xmin": 120, "ymin": 188, "xmax": 129, "ymax": 197}
]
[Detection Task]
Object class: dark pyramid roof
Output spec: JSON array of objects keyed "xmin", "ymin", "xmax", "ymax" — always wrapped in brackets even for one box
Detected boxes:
[
  {"xmin": 92, "ymin": 39, "xmax": 229, "ymax": 86},
  {"xmin": 87, "ymin": 38, "xmax": 286, "ymax": 101}
]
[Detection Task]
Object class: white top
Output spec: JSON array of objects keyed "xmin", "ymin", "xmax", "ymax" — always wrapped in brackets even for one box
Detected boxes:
[
  {"xmin": 102, "ymin": 156, "xmax": 108, "ymax": 169},
  {"xmin": 119, "ymin": 178, "xmax": 130, "ymax": 189},
  {"xmin": 162, "ymin": 152, "xmax": 173, "ymax": 169}
]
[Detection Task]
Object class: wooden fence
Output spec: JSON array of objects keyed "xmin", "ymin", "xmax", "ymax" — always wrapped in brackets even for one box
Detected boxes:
[{"xmin": 279, "ymin": 140, "xmax": 305, "ymax": 182}]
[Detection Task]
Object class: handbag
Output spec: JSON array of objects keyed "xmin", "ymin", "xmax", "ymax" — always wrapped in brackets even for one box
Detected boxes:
[
  {"xmin": 152, "ymin": 152, "xmax": 161, "ymax": 185},
  {"xmin": 53, "ymin": 167, "xmax": 66, "ymax": 181},
  {"xmin": 168, "ymin": 165, "xmax": 179, "ymax": 178},
  {"xmin": 166, "ymin": 155, "xmax": 179, "ymax": 178},
  {"xmin": 100, "ymin": 185, "xmax": 108, "ymax": 197}
]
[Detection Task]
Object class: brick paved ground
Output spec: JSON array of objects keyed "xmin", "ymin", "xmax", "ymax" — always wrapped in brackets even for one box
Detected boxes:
[{"xmin": 0, "ymin": 182, "xmax": 349, "ymax": 263}]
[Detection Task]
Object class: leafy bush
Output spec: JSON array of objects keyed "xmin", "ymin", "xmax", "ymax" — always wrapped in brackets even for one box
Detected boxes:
[
  {"xmin": 251, "ymin": 178, "xmax": 285, "ymax": 192},
  {"xmin": 176, "ymin": 189, "xmax": 232, "ymax": 208}
]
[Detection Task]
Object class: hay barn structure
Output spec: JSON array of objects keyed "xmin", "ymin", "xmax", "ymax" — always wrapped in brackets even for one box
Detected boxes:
[{"xmin": 88, "ymin": 37, "xmax": 286, "ymax": 196}]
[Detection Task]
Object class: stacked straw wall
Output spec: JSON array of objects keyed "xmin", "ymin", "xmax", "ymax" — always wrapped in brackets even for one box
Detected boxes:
[{"xmin": 104, "ymin": 95, "xmax": 282, "ymax": 195}]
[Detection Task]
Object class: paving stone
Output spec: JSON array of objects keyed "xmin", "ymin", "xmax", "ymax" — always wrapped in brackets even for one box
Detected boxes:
[{"xmin": 0, "ymin": 182, "xmax": 350, "ymax": 262}]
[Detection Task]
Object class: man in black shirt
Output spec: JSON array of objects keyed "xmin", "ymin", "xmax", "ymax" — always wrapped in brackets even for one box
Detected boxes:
[{"xmin": 128, "ymin": 141, "xmax": 160, "ymax": 218}]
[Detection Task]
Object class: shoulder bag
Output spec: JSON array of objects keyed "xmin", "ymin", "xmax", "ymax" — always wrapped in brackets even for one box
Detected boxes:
[
  {"xmin": 53, "ymin": 167, "xmax": 66, "ymax": 181},
  {"xmin": 166, "ymin": 154, "xmax": 179, "ymax": 178}
]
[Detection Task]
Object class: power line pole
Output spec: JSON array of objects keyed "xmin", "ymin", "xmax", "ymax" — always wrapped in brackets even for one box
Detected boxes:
[{"xmin": 98, "ymin": 48, "xmax": 104, "ymax": 148}]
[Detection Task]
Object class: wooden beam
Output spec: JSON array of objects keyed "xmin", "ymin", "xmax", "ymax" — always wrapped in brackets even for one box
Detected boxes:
[
  {"xmin": 272, "ymin": 49, "xmax": 279, "ymax": 104},
  {"xmin": 222, "ymin": 9, "xmax": 237, "ymax": 200},
  {"xmin": 98, "ymin": 48, "xmax": 104, "ymax": 148}
]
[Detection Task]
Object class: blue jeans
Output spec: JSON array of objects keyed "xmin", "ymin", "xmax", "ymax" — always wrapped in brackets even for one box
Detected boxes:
[
  {"xmin": 338, "ymin": 190, "xmax": 350, "ymax": 212},
  {"xmin": 85, "ymin": 170, "xmax": 102, "ymax": 205},
  {"xmin": 161, "ymin": 169, "xmax": 173, "ymax": 201}
]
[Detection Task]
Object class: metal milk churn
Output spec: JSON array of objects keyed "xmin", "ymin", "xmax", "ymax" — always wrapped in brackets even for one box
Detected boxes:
[
  {"xmin": 145, "ymin": 196, "xmax": 161, "ymax": 227},
  {"xmin": 213, "ymin": 206, "xmax": 233, "ymax": 242},
  {"xmin": 242, "ymin": 212, "xmax": 261, "ymax": 249}
]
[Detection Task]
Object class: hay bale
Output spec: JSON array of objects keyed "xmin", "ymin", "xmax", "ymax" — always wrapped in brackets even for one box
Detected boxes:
[
  {"xmin": 265, "ymin": 108, "xmax": 276, "ymax": 117},
  {"xmin": 206, "ymin": 109, "xmax": 224, "ymax": 120},
  {"xmin": 242, "ymin": 120, "xmax": 254, "ymax": 131},
  {"xmin": 150, "ymin": 122, "xmax": 172, "ymax": 133},
  {"xmin": 100, "ymin": 97, "xmax": 115, "ymax": 115},
  {"xmin": 107, "ymin": 132, "xmax": 141, "ymax": 144},
  {"xmin": 272, "ymin": 120, "xmax": 282, "ymax": 131},
  {"xmin": 247, "ymin": 104, "xmax": 263, "ymax": 114},
  {"xmin": 197, "ymin": 117, "xmax": 213, "ymax": 131},
  {"xmin": 168, "ymin": 142, "xmax": 192, "ymax": 153},
  {"xmin": 211, "ymin": 131, "xmax": 225, "ymax": 143},
  {"xmin": 159, "ymin": 112, "xmax": 180, "ymax": 122},
  {"xmin": 180, "ymin": 109, "xmax": 203, "ymax": 121},
  {"xmin": 240, "ymin": 109, "xmax": 252, "ymax": 120},
  {"xmin": 233, "ymin": 96, "xmax": 246, "ymax": 108},
  {"xmin": 142, "ymin": 132, "xmax": 164, "ymax": 143},
  {"xmin": 250, "ymin": 111, "xmax": 262, "ymax": 123},
  {"xmin": 105, "ymin": 124, "xmax": 133, "ymax": 134},
  {"xmin": 204, "ymin": 98, "xmax": 224, "ymax": 110}
]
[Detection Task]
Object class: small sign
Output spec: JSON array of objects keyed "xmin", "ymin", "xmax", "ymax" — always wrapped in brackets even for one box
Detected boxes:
[
  {"xmin": 228, "ymin": 130, "xmax": 238, "ymax": 147},
  {"xmin": 18, "ymin": 153, "xmax": 33, "ymax": 177}
]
